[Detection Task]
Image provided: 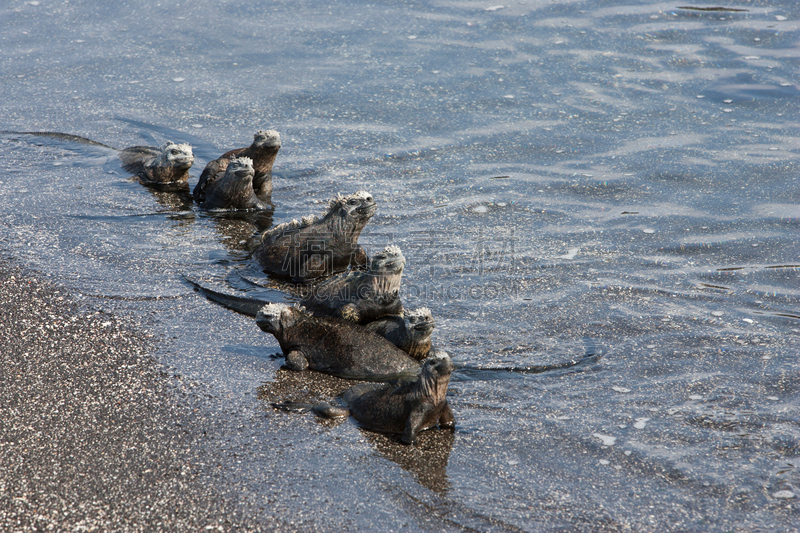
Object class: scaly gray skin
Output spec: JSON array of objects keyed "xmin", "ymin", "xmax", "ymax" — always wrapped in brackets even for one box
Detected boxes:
[
  {"xmin": 194, "ymin": 130, "xmax": 280, "ymax": 203},
  {"xmin": 119, "ymin": 141, "xmax": 195, "ymax": 184},
  {"xmin": 196, "ymin": 156, "xmax": 266, "ymax": 211},
  {"xmin": 253, "ymin": 191, "xmax": 376, "ymax": 282},
  {"xmin": 364, "ymin": 307, "xmax": 435, "ymax": 360},
  {"xmin": 300, "ymin": 244, "xmax": 405, "ymax": 324},
  {"xmin": 345, "ymin": 351, "xmax": 455, "ymax": 444},
  {"xmin": 274, "ymin": 351, "xmax": 455, "ymax": 445},
  {"xmin": 183, "ymin": 275, "xmax": 430, "ymax": 357},
  {"xmin": 255, "ymin": 303, "xmax": 421, "ymax": 380}
]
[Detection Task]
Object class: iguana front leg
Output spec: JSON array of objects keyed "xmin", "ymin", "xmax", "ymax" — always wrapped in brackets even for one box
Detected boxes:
[
  {"xmin": 351, "ymin": 245, "xmax": 369, "ymax": 269},
  {"xmin": 284, "ymin": 349, "xmax": 309, "ymax": 371},
  {"xmin": 438, "ymin": 401, "xmax": 455, "ymax": 429},
  {"xmin": 401, "ymin": 405, "xmax": 433, "ymax": 445},
  {"xmin": 337, "ymin": 303, "xmax": 361, "ymax": 323}
]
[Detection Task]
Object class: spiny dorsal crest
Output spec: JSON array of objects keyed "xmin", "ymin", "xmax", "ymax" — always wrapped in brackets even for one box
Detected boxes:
[
  {"xmin": 291, "ymin": 303, "xmax": 310, "ymax": 315},
  {"xmin": 231, "ymin": 155, "xmax": 253, "ymax": 167},
  {"xmin": 261, "ymin": 215, "xmax": 314, "ymax": 240},
  {"xmin": 382, "ymin": 244, "xmax": 402, "ymax": 256}
]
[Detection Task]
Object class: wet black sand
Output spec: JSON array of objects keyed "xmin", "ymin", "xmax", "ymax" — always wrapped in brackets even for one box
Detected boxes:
[{"xmin": 0, "ymin": 257, "xmax": 270, "ymax": 531}]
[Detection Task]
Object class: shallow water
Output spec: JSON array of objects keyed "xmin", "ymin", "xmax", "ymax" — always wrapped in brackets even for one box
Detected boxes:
[{"xmin": 2, "ymin": 0, "xmax": 800, "ymax": 530}]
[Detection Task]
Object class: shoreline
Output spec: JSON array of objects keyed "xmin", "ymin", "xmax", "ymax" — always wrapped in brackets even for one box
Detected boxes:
[{"xmin": 0, "ymin": 257, "xmax": 266, "ymax": 531}]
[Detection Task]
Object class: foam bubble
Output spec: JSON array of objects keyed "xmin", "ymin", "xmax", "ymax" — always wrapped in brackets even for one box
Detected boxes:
[{"xmin": 593, "ymin": 433, "xmax": 616, "ymax": 446}]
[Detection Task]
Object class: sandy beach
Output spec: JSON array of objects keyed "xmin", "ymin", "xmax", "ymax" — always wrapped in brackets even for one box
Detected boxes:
[{"xmin": 0, "ymin": 257, "xmax": 266, "ymax": 531}]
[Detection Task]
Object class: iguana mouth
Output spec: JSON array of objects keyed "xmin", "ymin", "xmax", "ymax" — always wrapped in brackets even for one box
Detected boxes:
[
  {"xmin": 356, "ymin": 201, "xmax": 377, "ymax": 216},
  {"xmin": 380, "ymin": 258, "xmax": 404, "ymax": 272},
  {"xmin": 412, "ymin": 321, "xmax": 434, "ymax": 333}
]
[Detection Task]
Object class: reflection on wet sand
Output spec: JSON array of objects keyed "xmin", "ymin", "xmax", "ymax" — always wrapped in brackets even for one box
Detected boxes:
[
  {"xmin": 257, "ymin": 366, "xmax": 354, "ymax": 405},
  {"xmin": 134, "ymin": 177, "xmax": 276, "ymax": 254},
  {"xmin": 204, "ymin": 209, "xmax": 275, "ymax": 253},
  {"xmin": 257, "ymin": 367, "xmax": 455, "ymax": 494},
  {"xmin": 361, "ymin": 426, "xmax": 454, "ymax": 494}
]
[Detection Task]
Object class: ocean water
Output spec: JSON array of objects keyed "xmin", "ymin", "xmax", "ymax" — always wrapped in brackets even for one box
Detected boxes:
[{"xmin": 1, "ymin": 0, "xmax": 799, "ymax": 530}]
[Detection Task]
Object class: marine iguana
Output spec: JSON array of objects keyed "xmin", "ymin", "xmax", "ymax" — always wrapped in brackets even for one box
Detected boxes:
[
  {"xmin": 194, "ymin": 129, "xmax": 280, "ymax": 203},
  {"xmin": 256, "ymin": 303, "xmax": 421, "ymax": 380},
  {"xmin": 1, "ymin": 130, "xmax": 195, "ymax": 185},
  {"xmin": 299, "ymin": 244, "xmax": 405, "ymax": 324},
  {"xmin": 195, "ymin": 156, "xmax": 267, "ymax": 211},
  {"xmin": 253, "ymin": 190, "xmax": 376, "ymax": 282},
  {"xmin": 184, "ymin": 275, "xmax": 603, "ymax": 376},
  {"xmin": 274, "ymin": 351, "xmax": 456, "ymax": 445},
  {"xmin": 183, "ymin": 273, "xmax": 434, "ymax": 358},
  {"xmin": 364, "ymin": 307, "xmax": 435, "ymax": 360},
  {"xmin": 118, "ymin": 141, "xmax": 195, "ymax": 184}
]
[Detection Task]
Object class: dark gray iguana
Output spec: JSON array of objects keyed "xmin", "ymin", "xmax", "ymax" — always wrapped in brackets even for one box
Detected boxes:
[
  {"xmin": 255, "ymin": 302, "xmax": 421, "ymax": 380},
  {"xmin": 253, "ymin": 190, "xmax": 376, "ymax": 282},
  {"xmin": 184, "ymin": 276, "xmax": 602, "ymax": 374},
  {"xmin": 183, "ymin": 273, "xmax": 436, "ymax": 359},
  {"xmin": 118, "ymin": 141, "xmax": 195, "ymax": 184},
  {"xmin": 299, "ymin": 244, "xmax": 405, "ymax": 324},
  {"xmin": 273, "ymin": 350, "xmax": 456, "ymax": 445},
  {"xmin": 193, "ymin": 129, "xmax": 281, "ymax": 204},
  {"xmin": 1, "ymin": 130, "xmax": 195, "ymax": 185},
  {"xmin": 194, "ymin": 156, "xmax": 267, "ymax": 211}
]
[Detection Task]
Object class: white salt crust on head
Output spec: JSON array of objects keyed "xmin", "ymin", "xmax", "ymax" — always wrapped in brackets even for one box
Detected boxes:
[
  {"xmin": 257, "ymin": 303, "xmax": 289, "ymax": 323},
  {"xmin": 381, "ymin": 244, "xmax": 402, "ymax": 256},
  {"xmin": 162, "ymin": 141, "xmax": 193, "ymax": 155},
  {"xmin": 328, "ymin": 190, "xmax": 373, "ymax": 210},
  {"xmin": 405, "ymin": 307, "xmax": 432, "ymax": 320},
  {"xmin": 254, "ymin": 130, "xmax": 281, "ymax": 146}
]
